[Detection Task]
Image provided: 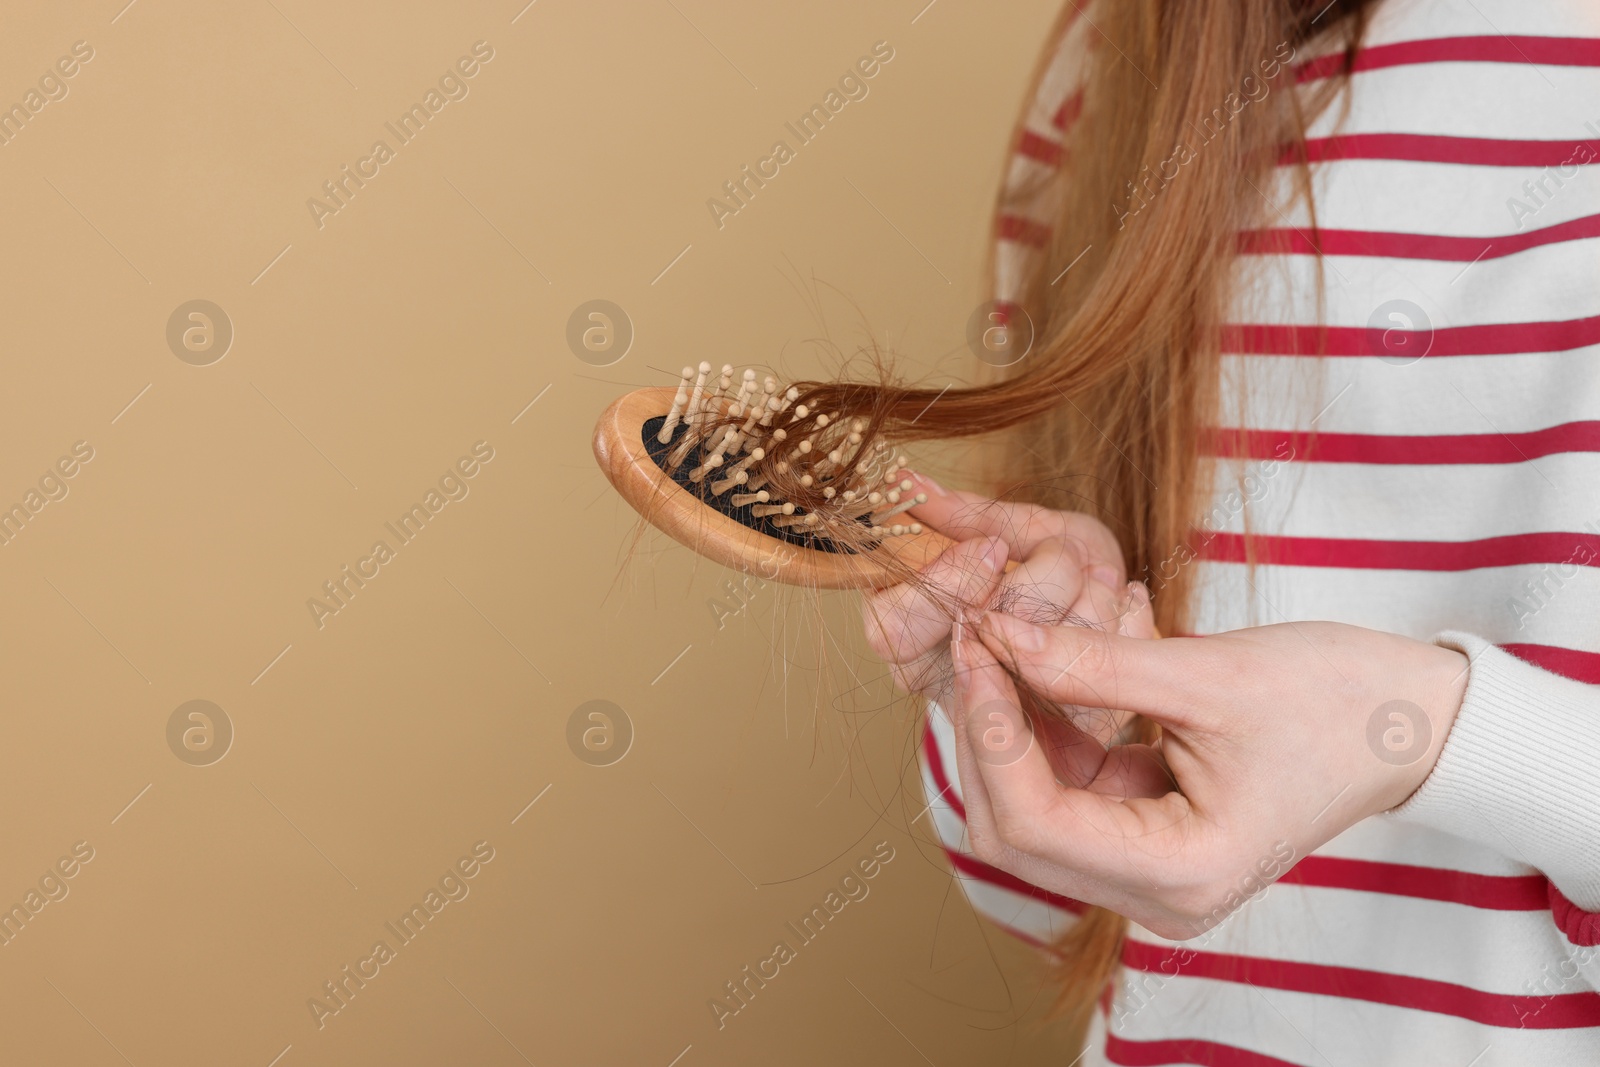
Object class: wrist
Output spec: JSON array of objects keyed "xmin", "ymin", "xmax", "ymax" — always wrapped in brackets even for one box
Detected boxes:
[
  {"xmin": 1359, "ymin": 637, "xmax": 1470, "ymax": 815},
  {"xmin": 1420, "ymin": 639, "xmax": 1465, "ymax": 764},
  {"xmin": 1405, "ymin": 640, "xmax": 1471, "ymax": 798}
]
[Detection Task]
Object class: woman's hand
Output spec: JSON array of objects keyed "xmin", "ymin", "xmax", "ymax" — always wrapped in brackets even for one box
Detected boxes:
[
  {"xmin": 952, "ymin": 612, "xmax": 1471, "ymax": 940},
  {"xmin": 860, "ymin": 473, "xmax": 1140, "ymax": 706}
]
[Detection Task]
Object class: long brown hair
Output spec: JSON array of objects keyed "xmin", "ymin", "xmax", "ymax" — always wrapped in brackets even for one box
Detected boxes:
[
  {"xmin": 996, "ymin": 1, "xmax": 1374, "ymax": 1035},
  {"xmin": 754, "ymin": 0, "xmax": 1378, "ymax": 1039}
]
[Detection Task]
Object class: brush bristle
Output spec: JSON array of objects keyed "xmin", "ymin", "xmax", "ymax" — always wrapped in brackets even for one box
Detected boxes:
[{"xmin": 650, "ymin": 363, "xmax": 925, "ymax": 552}]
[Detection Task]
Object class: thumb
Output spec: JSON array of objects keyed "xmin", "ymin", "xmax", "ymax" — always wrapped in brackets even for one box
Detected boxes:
[
  {"xmin": 976, "ymin": 610, "xmax": 1193, "ymax": 727},
  {"xmin": 904, "ymin": 473, "xmax": 1123, "ymax": 575}
]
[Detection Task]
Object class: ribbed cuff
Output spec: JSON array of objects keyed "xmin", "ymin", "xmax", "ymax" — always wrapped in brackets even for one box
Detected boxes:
[
  {"xmin": 1549, "ymin": 882, "xmax": 1600, "ymax": 947},
  {"xmin": 1389, "ymin": 631, "xmax": 1600, "ymax": 912}
]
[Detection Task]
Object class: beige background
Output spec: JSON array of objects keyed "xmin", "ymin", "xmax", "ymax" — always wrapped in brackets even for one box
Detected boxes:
[{"xmin": 0, "ymin": 1, "xmax": 1078, "ymax": 1063}]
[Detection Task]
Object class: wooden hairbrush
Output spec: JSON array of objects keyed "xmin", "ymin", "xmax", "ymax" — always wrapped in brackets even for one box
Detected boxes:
[{"xmin": 593, "ymin": 362, "xmax": 965, "ymax": 589}]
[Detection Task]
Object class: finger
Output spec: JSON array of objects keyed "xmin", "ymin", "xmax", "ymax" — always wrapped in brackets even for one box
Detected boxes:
[
  {"xmin": 905, "ymin": 472, "xmax": 1124, "ymax": 578},
  {"xmin": 953, "ymin": 629, "xmax": 1190, "ymax": 881},
  {"xmin": 1119, "ymin": 580, "xmax": 1157, "ymax": 639},
  {"xmin": 1031, "ymin": 706, "xmax": 1114, "ymax": 786},
  {"xmin": 885, "ymin": 645, "xmax": 952, "ymax": 699},
  {"xmin": 976, "ymin": 610, "xmax": 1196, "ymax": 724},
  {"xmin": 862, "ymin": 536, "xmax": 1007, "ymax": 666},
  {"xmin": 1036, "ymin": 578, "xmax": 1173, "ymax": 794},
  {"xmin": 1071, "ymin": 561, "xmax": 1131, "ymax": 633},
  {"xmin": 949, "ymin": 627, "xmax": 1075, "ymax": 861},
  {"xmin": 999, "ymin": 582, "xmax": 1157, "ymax": 785},
  {"xmin": 1031, "ymin": 703, "xmax": 1173, "ymax": 798},
  {"xmin": 1075, "ymin": 575, "xmax": 1158, "ymax": 638},
  {"xmin": 1091, "ymin": 742, "xmax": 1178, "ymax": 799},
  {"xmin": 992, "ymin": 537, "xmax": 1091, "ymax": 625},
  {"xmin": 943, "ymin": 637, "xmax": 1001, "ymax": 861}
]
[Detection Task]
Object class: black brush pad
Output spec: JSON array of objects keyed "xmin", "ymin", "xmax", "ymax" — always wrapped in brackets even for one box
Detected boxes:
[{"xmin": 642, "ymin": 415, "xmax": 863, "ymax": 554}]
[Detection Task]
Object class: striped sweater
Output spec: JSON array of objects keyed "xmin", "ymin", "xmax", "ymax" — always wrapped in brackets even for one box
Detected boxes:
[{"xmin": 921, "ymin": 1, "xmax": 1600, "ymax": 1063}]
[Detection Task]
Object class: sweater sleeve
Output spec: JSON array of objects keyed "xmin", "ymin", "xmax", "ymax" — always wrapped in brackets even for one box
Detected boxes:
[{"xmin": 1390, "ymin": 631, "xmax": 1600, "ymax": 987}]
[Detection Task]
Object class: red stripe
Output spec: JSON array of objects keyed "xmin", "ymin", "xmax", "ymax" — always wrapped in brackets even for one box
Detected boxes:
[
  {"xmin": 921, "ymin": 722, "xmax": 966, "ymax": 820},
  {"xmin": 1016, "ymin": 129, "xmax": 1063, "ymax": 166},
  {"xmin": 1298, "ymin": 35, "xmax": 1600, "ymax": 83},
  {"xmin": 945, "ymin": 848, "xmax": 1087, "ymax": 915},
  {"xmin": 1106, "ymin": 1034, "xmax": 1313, "ymax": 1067},
  {"xmin": 1292, "ymin": 133, "xmax": 1600, "ymax": 167},
  {"xmin": 1053, "ymin": 89, "xmax": 1083, "ymax": 132},
  {"xmin": 997, "ymin": 213, "xmax": 1052, "ymax": 248},
  {"xmin": 1199, "ymin": 531, "xmax": 1600, "ymax": 572},
  {"xmin": 1238, "ymin": 213, "xmax": 1600, "ymax": 262},
  {"xmin": 1550, "ymin": 883, "xmax": 1600, "ymax": 948},
  {"xmin": 995, "ymin": 921, "xmax": 1051, "ymax": 952},
  {"xmin": 1280, "ymin": 855, "xmax": 1549, "ymax": 910},
  {"xmin": 1121, "ymin": 939, "xmax": 1600, "ymax": 1029},
  {"xmin": 1205, "ymin": 423, "xmax": 1600, "ymax": 464},
  {"xmin": 1221, "ymin": 314, "xmax": 1600, "ymax": 357},
  {"xmin": 1502, "ymin": 643, "xmax": 1600, "ymax": 686}
]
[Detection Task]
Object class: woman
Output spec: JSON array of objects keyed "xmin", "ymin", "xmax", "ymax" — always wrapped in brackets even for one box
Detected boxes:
[{"xmin": 863, "ymin": 0, "xmax": 1600, "ymax": 1063}]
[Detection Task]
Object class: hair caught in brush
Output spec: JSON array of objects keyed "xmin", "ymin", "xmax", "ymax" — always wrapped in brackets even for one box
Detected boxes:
[{"xmin": 652, "ymin": 356, "xmax": 933, "ymax": 560}]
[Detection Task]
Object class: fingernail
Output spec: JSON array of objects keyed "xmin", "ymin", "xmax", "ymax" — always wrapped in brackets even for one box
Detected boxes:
[
  {"xmin": 978, "ymin": 538, "xmax": 1006, "ymax": 574},
  {"xmin": 1118, "ymin": 581, "xmax": 1151, "ymax": 636},
  {"xmin": 983, "ymin": 611, "xmax": 1047, "ymax": 653},
  {"xmin": 1090, "ymin": 565, "xmax": 1120, "ymax": 590},
  {"xmin": 915, "ymin": 472, "xmax": 949, "ymax": 497}
]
